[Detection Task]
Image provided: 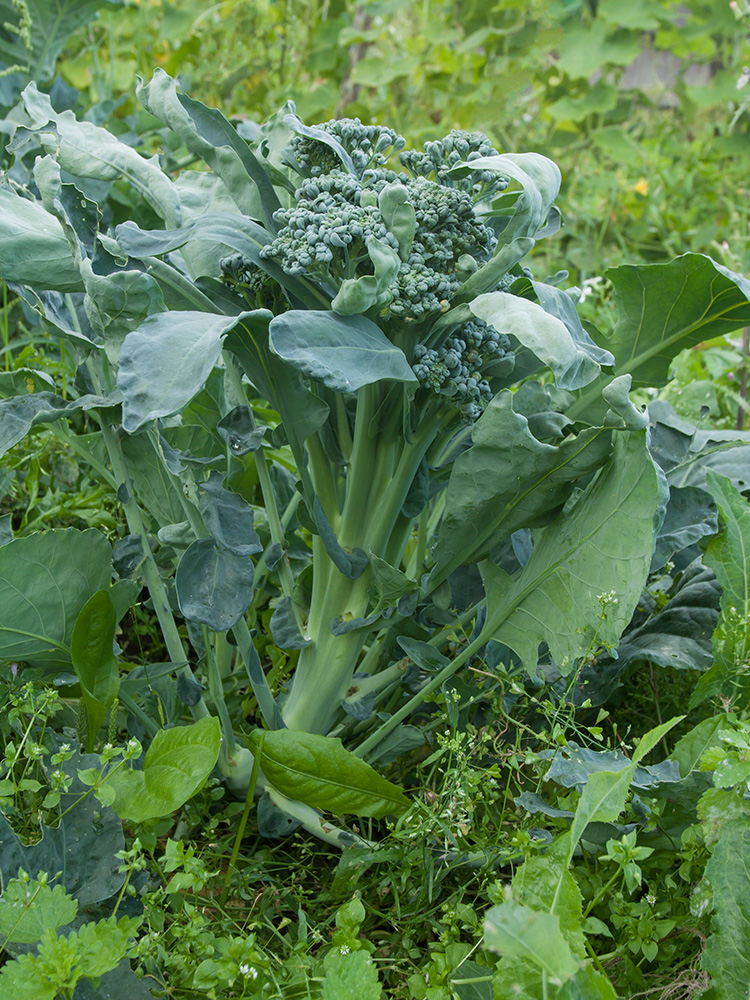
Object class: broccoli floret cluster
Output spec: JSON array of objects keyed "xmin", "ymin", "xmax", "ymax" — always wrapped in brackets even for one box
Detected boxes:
[
  {"xmin": 290, "ymin": 118, "xmax": 406, "ymax": 178},
  {"xmin": 259, "ymin": 171, "xmax": 400, "ymax": 280},
  {"xmin": 260, "ymin": 165, "xmax": 497, "ymax": 320},
  {"xmin": 400, "ymin": 130, "xmax": 507, "ymax": 198},
  {"xmin": 220, "ymin": 252, "xmax": 288, "ymax": 310},
  {"xmin": 412, "ymin": 319, "xmax": 514, "ymax": 421}
]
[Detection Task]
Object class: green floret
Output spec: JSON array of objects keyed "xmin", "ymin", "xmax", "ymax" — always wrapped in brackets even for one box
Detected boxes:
[
  {"xmin": 400, "ymin": 129, "xmax": 508, "ymax": 198},
  {"xmin": 220, "ymin": 253, "xmax": 288, "ymax": 311},
  {"xmin": 259, "ymin": 171, "xmax": 400, "ymax": 285},
  {"xmin": 412, "ymin": 319, "xmax": 515, "ymax": 421},
  {"xmin": 290, "ymin": 118, "xmax": 406, "ymax": 178},
  {"xmin": 259, "ymin": 159, "xmax": 498, "ymax": 321}
]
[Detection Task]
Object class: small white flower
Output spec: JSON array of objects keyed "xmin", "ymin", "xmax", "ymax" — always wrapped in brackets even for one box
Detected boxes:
[
  {"xmin": 240, "ymin": 963, "xmax": 258, "ymax": 979},
  {"xmin": 339, "ymin": 945, "xmax": 350, "ymax": 955},
  {"xmin": 646, "ymin": 893, "xmax": 656, "ymax": 905}
]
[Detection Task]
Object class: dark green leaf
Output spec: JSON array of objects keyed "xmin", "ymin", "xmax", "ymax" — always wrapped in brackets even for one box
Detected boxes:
[
  {"xmin": 269, "ymin": 310, "xmax": 417, "ymax": 392},
  {"xmin": 269, "ymin": 596, "xmax": 311, "ymax": 649},
  {"xmin": 0, "ymin": 528, "xmax": 111, "ymax": 670},
  {"xmin": 176, "ymin": 539, "xmax": 254, "ymax": 631},
  {"xmin": 118, "ymin": 310, "xmax": 257, "ymax": 432},
  {"xmin": 198, "ymin": 471, "xmax": 262, "ymax": 556}
]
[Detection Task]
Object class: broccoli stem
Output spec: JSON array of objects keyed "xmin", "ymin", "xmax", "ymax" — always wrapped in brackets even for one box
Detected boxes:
[{"xmin": 281, "ymin": 395, "xmax": 448, "ymax": 734}]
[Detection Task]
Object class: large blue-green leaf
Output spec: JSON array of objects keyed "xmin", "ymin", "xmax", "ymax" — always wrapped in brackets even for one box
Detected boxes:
[
  {"xmin": 429, "ymin": 390, "xmax": 613, "ymax": 589},
  {"xmin": 452, "ymin": 152, "xmax": 561, "ymax": 243},
  {"xmin": 20, "ymin": 84, "xmax": 180, "ymax": 226},
  {"xmin": 118, "ymin": 310, "xmax": 258, "ymax": 432},
  {"xmin": 469, "ymin": 292, "xmax": 604, "ymax": 390},
  {"xmin": 0, "ymin": 528, "xmax": 111, "ymax": 670},
  {"xmin": 198, "ymin": 471, "xmax": 262, "ymax": 557},
  {"xmin": 0, "ymin": 186, "xmax": 82, "ymax": 292},
  {"xmin": 480, "ymin": 431, "xmax": 659, "ymax": 674},
  {"xmin": 136, "ymin": 68, "xmax": 280, "ymax": 229},
  {"xmin": 269, "ymin": 310, "xmax": 417, "ymax": 392},
  {"xmin": 570, "ymin": 254, "xmax": 750, "ymax": 421},
  {"xmin": 175, "ymin": 538, "xmax": 254, "ymax": 631},
  {"xmin": 223, "ymin": 315, "xmax": 330, "ymax": 474},
  {"xmin": 81, "ymin": 261, "xmax": 166, "ymax": 356}
]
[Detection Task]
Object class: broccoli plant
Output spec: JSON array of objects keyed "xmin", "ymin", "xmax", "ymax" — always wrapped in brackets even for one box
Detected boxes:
[{"xmin": 1, "ymin": 71, "xmax": 749, "ymax": 843}]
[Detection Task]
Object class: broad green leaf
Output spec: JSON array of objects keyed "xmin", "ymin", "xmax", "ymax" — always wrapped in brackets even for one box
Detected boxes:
[
  {"xmin": 704, "ymin": 472, "xmax": 750, "ymax": 621},
  {"xmin": 70, "ymin": 589, "xmax": 120, "ymax": 752},
  {"xmin": 702, "ymin": 817, "xmax": 750, "ymax": 995},
  {"xmin": 479, "ymin": 431, "xmax": 659, "ymax": 675},
  {"xmin": 484, "ymin": 900, "xmax": 580, "ymax": 982},
  {"xmin": 269, "ymin": 310, "xmax": 417, "ymax": 392},
  {"xmin": 469, "ymin": 293, "xmax": 602, "ymax": 390},
  {"xmin": 512, "ymin": 851, "xmax": 586, "ymax": 957},
  {"xmin": 453, "ymin": 152, "xmax": 561, "ymax": 243},
  {"xmin": 198, "ymin": 472, "xmax": 262, "ymax": 557},
  {"xmin": 119, "ymin": 432, "xmax": 186, "ymax": 526},
  {"xmin": 0, "ymin": 0, "xmax": 121, "ymax": 82},
  {"xmin": 0, "ymin": 878, "xmax": 77, "ymax": 944},
  {"xmin": 175, "ymin": 539, "xmax": 254, "ymax": 632},
  {"xmin": 429, "ymin": 390, "xmax": 613, "ymax": 588},
  {"xmin": 137, "ymin": 68, "xmax": 280, "ymax": 228},
  {"xmin": 0, "ymin": 186, "xmax": 82, "ymax": 292},
  {"xmin": 567, "ymin": 717, "xmax": 681, "ymax": 860},
  {"xmin": 570, "ymin": 255, "xmax": 750, "ymax": 421},
  {"xmin": 248, "ymin": 730, "xmax": 411, "ymax": 819},
  {"xmin": 118, "ymin": 310, "xmax": 257, "ymax": 432},
  {"xmin": 81, "ymin": 261, "xmax": 166, "ymax": 357},
  {"xmin": 21, "ymin": 84, "xmax": 180, "ymax": 226},
  {"xmin": 106, "ymin": 716, "xmax": 221, "ymax": 822},
  {"xmin": 224, "ymin": 312, "xmax": 330, "ymax": 449},
  {"xmin": 0, "ymin": 528, "xmax": 111, "ymax": 670}
]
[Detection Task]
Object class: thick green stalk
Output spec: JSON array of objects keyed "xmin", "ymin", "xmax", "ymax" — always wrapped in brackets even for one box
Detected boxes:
[{"xmin": 283, "ymin": 404, "xmax": 447, "ymax": 733}]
